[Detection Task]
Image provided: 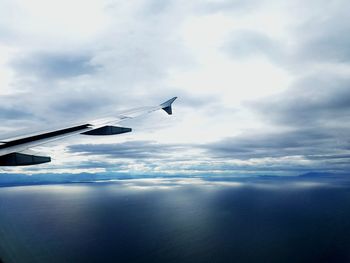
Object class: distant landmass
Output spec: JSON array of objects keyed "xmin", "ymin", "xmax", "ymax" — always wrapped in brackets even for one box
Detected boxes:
[
  {"xmin": 0, "ymin": 171, "xmax": 348, "ymax": 187},
  {"xmin": 299, "ymin": 172, "xmax": 339, "ymax": 178}
]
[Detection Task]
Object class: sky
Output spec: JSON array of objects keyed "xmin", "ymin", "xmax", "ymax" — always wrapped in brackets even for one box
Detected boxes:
[{"xmin": 0, "ymin": 0, "xmax": 349, "ymax": 176}]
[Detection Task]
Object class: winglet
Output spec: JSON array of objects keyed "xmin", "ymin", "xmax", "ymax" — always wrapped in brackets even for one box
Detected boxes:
[{"xmin": 160, "ymin": 97, "xmax": 177, "ymax": 115}]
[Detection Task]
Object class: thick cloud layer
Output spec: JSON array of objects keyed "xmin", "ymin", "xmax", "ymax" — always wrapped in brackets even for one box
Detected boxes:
[{"xmin": 0, "ymin": 0, "xmax": 349, "ymax": 176}]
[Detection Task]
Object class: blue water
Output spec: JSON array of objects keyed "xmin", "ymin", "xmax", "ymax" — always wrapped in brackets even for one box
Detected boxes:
[{"xmin": 1, "ymin": 178, "xmax": 350, "ymax": 263}]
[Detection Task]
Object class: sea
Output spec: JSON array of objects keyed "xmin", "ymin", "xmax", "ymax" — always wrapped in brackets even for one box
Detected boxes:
[{"xmin": 1, "ymin": 176, "xmax": 350, "ymax": 263}]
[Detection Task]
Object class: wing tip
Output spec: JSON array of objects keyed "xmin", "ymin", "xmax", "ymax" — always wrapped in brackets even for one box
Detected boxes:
[{"xmin": 160, "ymin": 97, "xmax": 177, "ymax": 115}]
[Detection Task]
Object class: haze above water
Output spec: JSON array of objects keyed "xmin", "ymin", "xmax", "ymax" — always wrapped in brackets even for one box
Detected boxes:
[{"xmin": 1, "ymin": 177, "xmax": 350, "ymax": 263}]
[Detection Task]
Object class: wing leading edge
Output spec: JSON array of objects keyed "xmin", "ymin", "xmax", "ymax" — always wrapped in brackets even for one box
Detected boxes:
[{"xmin": 0, "ymin": 97, "xmax": 177, "ymax": 166}]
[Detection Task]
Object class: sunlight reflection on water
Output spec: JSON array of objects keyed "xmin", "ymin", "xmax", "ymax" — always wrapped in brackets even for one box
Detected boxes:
[{"xmin": 1, "ymin": 177, "xmax": 350, "ymax": 263}]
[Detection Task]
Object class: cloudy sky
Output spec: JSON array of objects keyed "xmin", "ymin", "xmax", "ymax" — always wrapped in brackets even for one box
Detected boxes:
[{"xmin": 0, "ymin": 0, "xmax": 349, "ymax": 176}]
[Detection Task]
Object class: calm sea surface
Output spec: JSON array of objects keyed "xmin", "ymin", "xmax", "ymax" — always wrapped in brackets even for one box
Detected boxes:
[{"xmin": 1, "ymin": 178, "xmax": 350, "ymax": 263}]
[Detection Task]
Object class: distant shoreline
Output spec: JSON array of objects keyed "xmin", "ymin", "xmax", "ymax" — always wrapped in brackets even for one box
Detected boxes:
[{"xmin": 0, "ymin": 173, "xmax": 348, "ymax": 188}]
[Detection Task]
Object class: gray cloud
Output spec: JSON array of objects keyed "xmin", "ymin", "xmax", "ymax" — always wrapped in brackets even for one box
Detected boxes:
[
  {"xmin": 205, "ymin": 44, "xmax": 350, "ymax": 174},
  {"xmin": 202, "ymin": 73, "xmax": 350, "ymax": 173},
  {"xmin": 205, "ymin": 72, "xmax": 350, "ymax": 173},
  {"xmin": 11, "ymin": 52, "xmax": 99, "ymax": 79},
  {"xmin": 141, "ymin": 0, "xmax": 174, "ymax": 15},
  {"xmin": 0, "ymin": 94, "xmax": 44, "ymax": 136},
  {"xmin": 291, "ymin": 0, "xmax": 350, "ymax": 63},
  {"xmin": 219, "ymin": 0, "xmax": 350, "ymax": 174},
  {"xmin": 250, "ymin": 74, "xmax": 350, "ymax": 127},
  {"xmin": 202, "ymin": 129, "xmax": 350, "ymax": 173},
  {"xmin": 251, "ymin": 4, "xmax": 350, "ymax": 170},
  {"xmin": 68, "ymin": 140, "xmax": 184, "ymax": 159},
  {"xmin": 0, "ymin": 105, "xmax": 33, "ymax": 121},
  {"xmin": 68, "ymin": 133, "xmax": 350, "ymax": 174},
  {"xmin": 203, "ymin": 128, "xmax": 337, "ymax": 159}
]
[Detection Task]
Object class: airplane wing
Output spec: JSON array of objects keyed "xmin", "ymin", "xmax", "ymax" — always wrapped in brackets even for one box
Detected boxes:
[{"xmin": 0, "ymin": 97, "xmax": 177, "ymax": 166}]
